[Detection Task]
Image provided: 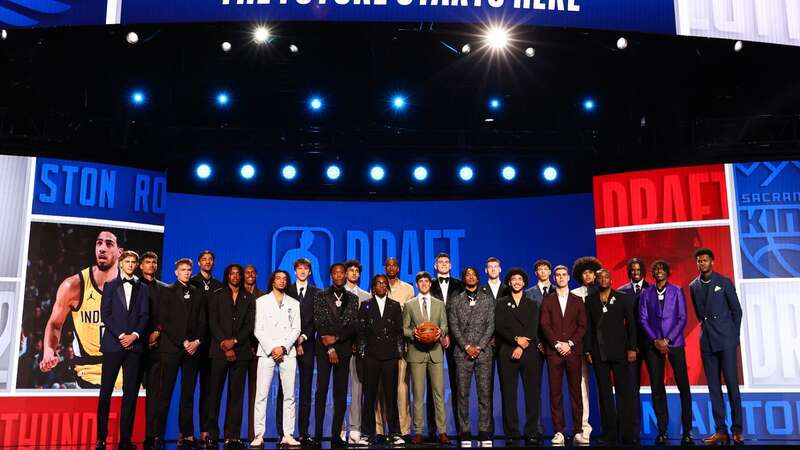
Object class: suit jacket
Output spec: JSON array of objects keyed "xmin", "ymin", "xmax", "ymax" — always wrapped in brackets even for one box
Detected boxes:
[
  {"xmin": 539, "ymin": 290, "xmax": 587, "ymax": 356},
  {"xmin": 403, "ymin": 295, "xmax": 448, "ymax": 363},
  {"xmin": 254, "ymin": 292, "xmax": 301, "ymax": 357},
  {"xmin": 524, "ymin": 282, "xmax": 553, "ymax": 306},
  {"xmin": 207, "ymin": 287, "xmax": 255, "ymax": 360},
  {"xmin": 639, "ymin": 283, "xmax": 687, "ymax": 348},
  {"xmin": 156, "ymin": 282, "xmax": 206, "ymax": 354},
  {"xmin": 494, "ymin": 294, "xmax": 539, "ymax": 359},
  {"xmin": 618, "ymin": 280, "xmax": 650, "ymax": 349},
  {"xmin": 689, "ymin": 272, "xmax": 742, "ymax": 353},
  {"xmin": 480, "ymin": 282, "xmax": 510, "ymax": 302},
  {"xmin": 448, "ymin": 290, "xmax": 495, "ymax": 358},
  {"xmin": 584, "ymin": 289, "xmax": 637, "ymax": 362},
  {"xmin": 358, "ymin": 296, "xmax": 404, "ymax": 360},
  {"xmin": 143, "ymin": 278, "xmax": 169, "ymax": 336},
  {"xmin": 286, "ymin": 282, "xmax": 321, "ymax": 353},
  {"xmin": 100, "ymin": 277, "xmax": 150, "ymax": 353},
  {"xmin": 430, "ymin": 275, "xmax": 464, "ymax": 304},
  {"xmin": 312, "ymin": 287, "xmax": 360, "ymax": 357}
]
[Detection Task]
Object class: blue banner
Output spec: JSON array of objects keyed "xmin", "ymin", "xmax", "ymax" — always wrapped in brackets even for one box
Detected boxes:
[
  {"xmin": 0, "ymin": 0, "xmax": 105, "ymax": 28},
  {"xmin": 32, "ymin": 157, "xmax": 166, "ymax": 226}
]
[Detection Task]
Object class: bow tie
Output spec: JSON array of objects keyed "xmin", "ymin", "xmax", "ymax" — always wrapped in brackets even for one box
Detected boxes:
[
  {"xmin": 123, "ymin": 278, "xmax": 135, "ymax": 285},
  {"xmin": 438, "ymin": 277, "xmax": 449, "ymax": 284}
]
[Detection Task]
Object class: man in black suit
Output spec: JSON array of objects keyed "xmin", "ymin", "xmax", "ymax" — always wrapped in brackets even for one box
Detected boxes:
[
  {"xmin": 242, "ymin": 265, "xmax": 264, "ymax": 444},
  {"xmin": 428, "ymin": 251, "xmax": 462, "ymax": 437},
  {"xmin": 277, "ymin": 257, "xmax": 320, "ymax": 444},
  {"xmin": 96, "ymin": 251, "xmax": 150, "ymax": 450},
  {"xmin": 358, "ymin": 274, "xmax": 406, "ymax": 446},
  {"xmin": 313, "ymin": 262, "xmax": 360, "ymax": 447},
  {"xmin": 584, "ymin": 269, "xmax": 638, "ymax": 445},
  {"xmin": 149, "ymin": 258, "xmax": 206, "ymax": 448},
  {"xmin": 205, "ymin": 264, "xmax": 255, "ymax": 447},
  {"xmin": 190, "ymin": 250, "xmax": 224, "ymax": 446}
]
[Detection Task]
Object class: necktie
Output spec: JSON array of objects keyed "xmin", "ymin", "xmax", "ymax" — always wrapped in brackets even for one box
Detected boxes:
[
  {"xmin": 422, "ymin": 297, "xmax": 429, "ymax": 321},
  {"xmin": 542, "ymin": 286, "xmax": 548, "ymax": 296},
  {"xmin": 299, "ymin": 287, "xmax": 305, "ymax": 300},
  {"xmin": 439, "ymin": 277, "xmax": 449, "ymax": 284},
  {"xmin": 634, "ymin": 284, "xmax": 641, "ymax": 294}
]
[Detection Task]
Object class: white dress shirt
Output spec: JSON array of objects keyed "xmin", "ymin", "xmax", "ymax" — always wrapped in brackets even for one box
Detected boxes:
[
  {"xmin": 119, "ymin": 275, "xmax": 139, "ymax": 338},
  {"xmin": 346, "ymin": 283, "xmax": 372, "ymax": 302},
  {"xmin": 437, "ymin": 275, "xmax": 450, "ymax": 302},
  {"xmin": 417, "ymin": 294, "xmax": 432, "ymax": 320},
  {"xmin": 254, "ymin": 292, "xmax": 301, "ymax": 357},
  {"xmin": 570, "ymin": 285, "xmax": 589, "ymax": 301},
  {"xmin": 488, "ymin": 279, "xmax": 501, "ymax": 299},
  {"xmin": 558, "ymin": 291, "xmax": 569, "ymax": 316},
  {"xmin": 538, "ymin": 281, "xmax": 552, "ymax": 297},
  {"xmin": 376, "ymin": 295, "xmax": 387, "ymax": 317}
]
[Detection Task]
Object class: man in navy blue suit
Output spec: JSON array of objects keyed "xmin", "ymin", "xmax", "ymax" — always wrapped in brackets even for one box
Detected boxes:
[
  {"xmin": 96, "ymin": 250, "xmax": 150, "ymax": 450},
  {"xmin": 688, "ymin": 248, "xmax": 743, "ymax": 446}
]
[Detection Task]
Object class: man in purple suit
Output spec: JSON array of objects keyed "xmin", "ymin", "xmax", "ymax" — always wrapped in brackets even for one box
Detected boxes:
[{"xmin": 639, "ymin": 260, "xmax": 693, "ymax": 446}]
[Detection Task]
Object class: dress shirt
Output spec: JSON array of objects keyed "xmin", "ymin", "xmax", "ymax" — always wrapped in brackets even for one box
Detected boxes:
[
  {"xmin": 418, "ymin": 294, "xmax": 432, "ymax": 320},
  {"xmin": 376, "ymin": 295, "xmax": 387, "ymax": 317},
  {"xmin": 570, "ymin": 285, "xmax": 589, "ymax": 301},
  {"xmin": 387, "ymin": 278, "xmax": 415, "ymax": 306},
  {"xmin": 487, "ymin": 279, "xmax": 501, "ymax": 299},
  {"xmin": 119, "ymin": 275, "xmax": 139, "ymax": 338},
  {"xmin": 437, "ymin": 274, "xmax": 450, "ymax": 302},
  {"xmin": 538, "ymin": 281, "xmax": 552, "ymax": 297},
  {"xmin": 557, "ymin": 291, "xmax": 568, "ymax": 316}
]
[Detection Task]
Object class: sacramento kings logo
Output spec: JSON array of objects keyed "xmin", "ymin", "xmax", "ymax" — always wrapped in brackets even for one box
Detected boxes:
[
  {"xmin": 735, "ymin": 161, "xmax": 800, "ymax": 278},
  {"xmin": 0, "ymin": 0, "xmax": 70, "ymax": 26}
]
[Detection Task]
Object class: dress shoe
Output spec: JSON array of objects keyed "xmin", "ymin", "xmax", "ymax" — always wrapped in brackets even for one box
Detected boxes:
[
  {"xmin": 250, "ymin": 437, "xmax": 264, "ymax": 448},
  {"xmin": 411, "ymin": 434, "xmax": 425, "ymax": 445},
  {"xmin": 178, "ymin": 437, "xmax": 196, "ymax": 447},
  {"xmin": 702, "ymin": 432, "xmax": 729, "ymax": 445},
  {"xmin": 596, "ymin": 436, "xmax": 617, "ymax": 447},
  {"xmin": 303, "ymin": 437, "xmax": 321, "ymax": 447},
  {"xmin": 733, "ymin": 432, "xmax": 744, "ymax": 445},
  {"xmin": 622, "ymin": 437, "xmax": 640, "ymax": 446},
  {"xmin": 280, "ymin": 435, "xmax": 302, "ymax": 447},
  {"xmin": 223, "ymin": 438, "xmax": 242, "ymax": 448},
  {"xmin": 96, "ymin": 441, "xmax": 107, "ymax": 450},
  {"xmin": 524, "ymin": 436, "xmax": 540, "ymax": 447},
  {"xmin": 655, "ymin": 433, "xmax": 668, "ymax": 445},
  {"xmin": 439, "ymin": 433, "xmax": 451, "ymax": 445},
  {"xmin": 682, "ymin": 435, "xmax": 695, "ymax": 446},
  {"xmin": 391, "ymin": 435, "xmax": 406, "ymax": 446},
  {"xmin": 477, "ymin": 432, "xmax": 493, "ymax": 447},
  {"xmin": 459, "ymin": 433, "xmax": 472, "ymax": 447},
  {"xmin": 330, "ymin": 437, "xmax": 347, "ymax": 448}
]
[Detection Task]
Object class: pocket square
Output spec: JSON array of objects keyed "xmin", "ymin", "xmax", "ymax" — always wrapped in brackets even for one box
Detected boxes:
[{"xmin": 714, "ymin": 286, "xmax": 722, "ymax": 292}]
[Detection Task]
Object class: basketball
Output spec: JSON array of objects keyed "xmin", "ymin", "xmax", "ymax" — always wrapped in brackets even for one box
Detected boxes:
[{"xmin": 416, "ymin": 322, "xmax": 441, "ymax": 344}]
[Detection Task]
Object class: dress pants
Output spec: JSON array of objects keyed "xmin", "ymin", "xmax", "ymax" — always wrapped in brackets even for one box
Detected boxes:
[
  {"xmin": 153, "ymin": 351, "xmax": 200, "ymax": 437},
  {"xmin": 97, "ymin": 351, "xmax": 142, "ymax": 443},
  {"xmin": 198, "ymin": 344, "xmax": 211, "ymax": 435},
  {"xmin": 144, "ymin": 353, "xmax": 160, "ymax": 440},
  {"xmin": 702, "ymin": 347, "xmax": 743, "ymax": 434},
  {"xmin": 580, "ymin": 360, "xmax": 593, "ymax": 436},
  {"xmin": 592, "ymin": 359, "xmax": 633, "ymax": 442},
  {"xmin": 375, "ymin": 356, "xmax": 412, "ymax": 436},
  {"xmin": 456, "ymin": 349, "xmax": 494, "ymax": 436},
  {"xmin": 646, "ymin": 346, "xmax": 692, "ymax": 435},
  {"xmin": 314, "ymin": 350, "xmax": 352, "ymax": 439},
  {"xmin": 410, "ymin": 354, "xmax": 446, "ymax": 435},
  {"xmin": 497, "ymin": 349, "xmax": 540, "ymax": 439},
  {"xmin": 347, "ymin": 355, "xmax": 363, "ymax": 435},
  {"xmin": 276, "ymin": 343, "xmax": 315, "ymax": 437},
  {"xmin": 206, "ymin": 357, "xmax": 249, "ymax": 440},
  {"xmin": 627, "ymin": 349, "xmax": 645, "ymax": 436},
  {"xmin": 247, "ymin": 356, "xmax": 258, "ymax": 440},
  {"xmin": 425, "ymin": 346, "xmax": 457, "ymax": 437},
  {"xmin": 546, "ymin": 352, "xmax": 583, "ymax": 435},
  {"xmin": 362, "ymin": 357, "xmax": 400, "ymax": 439},
  {"xmin": 253, "ymin": 355, "xmax": 297, "ymax": 438}
]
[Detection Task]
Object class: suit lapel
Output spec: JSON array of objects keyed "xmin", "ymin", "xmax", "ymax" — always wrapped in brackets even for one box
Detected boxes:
[
  {"xmin": 327, "ymin": 291, "xmax": 341, "ymax": 320},
  {"xmin": 116, "ymin": 283, "xmax": 128, "ymax": 311}
]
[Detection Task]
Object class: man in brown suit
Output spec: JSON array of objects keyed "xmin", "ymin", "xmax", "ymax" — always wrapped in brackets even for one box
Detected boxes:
[{"xmin": 539, "ymin": 265, "xmax": 588, "ymax": 445}]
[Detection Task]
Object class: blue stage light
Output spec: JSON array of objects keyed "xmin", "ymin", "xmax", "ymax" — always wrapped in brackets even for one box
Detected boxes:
[
  {"xmin": 413, "ymin": 166, "xmax": 428, "ymax": 182},
  {"xmin": 489, "ymin": 98, "xmax": 501, "ymax": 110},
  {"xmin": 582, "ymin": 98, "xmax": 596, "ymax": 112},
  {"xmin": 543, "ymin": 166, "xmax": 558, "ymax": 182},
  {"xmin": 459, "ymin": 165, "xmax": 474, "ymax": 182},
  {"xmin": 240, "ymin": 164, "xmax": 255, "ymax": 180},
  {"xmin": 501, "ymin": 165, "xmax": 516, "ymax": 181},
  {"xmin": 326, "ymin": 164, "xmax": 341, "ymax": 181},
  {"xmin": 196, "ymin": 163, "xmax": 212, "ymax": 180},
  {"xmin": 370, "ymin": 165, "xmax": 386, "ymax": 181},
  {"xmin": 309, "ymin": 96, "xmax": 323, "ymax": 111},
  {"xmin": 216, "ymin": 92, "xmax": 230, "ymax": 107},
  {"xmin": 130, "ymin": 90, "xmax": 145, "ymax": 106},
  {"xmin": 391, "ymin": 95, "xmax": 407, "ymax": 111},
  {"xmin": 282, "ymin": 164, "xmax": 297, "ymax": 180}
]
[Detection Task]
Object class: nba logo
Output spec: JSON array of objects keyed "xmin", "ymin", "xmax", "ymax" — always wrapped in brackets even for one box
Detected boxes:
[{"xmin": 271, "ymin": 227, "xmax": 334, "ymax": 287}]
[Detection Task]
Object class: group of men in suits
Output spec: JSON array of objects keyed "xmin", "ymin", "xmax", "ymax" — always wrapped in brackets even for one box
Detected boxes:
[{"xmin": 94, "ymin": 246, "xmax": 745, "ymax": 449}]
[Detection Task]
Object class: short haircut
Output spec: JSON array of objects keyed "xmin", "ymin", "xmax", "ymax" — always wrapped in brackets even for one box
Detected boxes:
[
  {"xmin": 268, "ymin": 270, "xmax": 290, "ymax": 292},
  {"xmin": 344, "ymin": 259, "xmax": 362, "ymax": 272},
  {"xmin": 198, "ymin": 250, "xmax": 215, "ymax": 261},
  {"xmin": 415, "ymin": 271, "xmax": 433, "ymax": 283},
  {"xmin": 553, "ymin": 265, "xmax": 569, "ymax": 275},
  {"xmin": 244, "ymin": 264, "xmax": 257, "ymax": 273},
  {"xmin": 461, "ymin": 266, "xmax": 480, "ymax": 282},
  {"xmin": 651, "ymin": 260, "xmax": 671, "ymax": 276},
  {"xmin": 224, "ymin": 263, "xmax": 243, "ymax": 286},
  {"xmin": 596, "ymin": 268, "xmax": 611, "ymax": 277},
  {"xmin": 534, "ymin": 259, "xmax": 552, "ymax": 271},
  {"xmin": 627, "ymin": 257, "xmax": 645, "ymax": 275},
  {"xmin": 435, "ymin": 252, "xmax": 450, "ymax": 262},
  {"xmin": 329, "ymin": 262, "xmax": 346, "ymax": 274},
  {"xmin": 294, "ymin": 258, "xmax": 311, "ymax": 270},
  {"xmin": 384, "ymin": 257, "xmax": 399, "ymax": 265},
  {"xmin": 140, "ymin": 251, "xmax": 158, "ymax": 263},
  {"xmin": 694, "ymin": 247, "xmax": 715, "ymax": 260},
  {"xmin": 485, "ymin": 257, "xmax": 501, "ymax": 266},
  {"xmin": 572, "ymin": 256, "xmax": 602, "ymax": 281},
  {"xmin": 370, "ymin": 273, "xmax": 389, "ymax": 292},
  {"xmin": 120, "ymin": 250, "xmax": 139, "ymax": 262},
  {"xmin": 504, "ymin": 267, "xmax": 529, "ymax": 287},
  {"xmin": 174, "ymin": 258, "xmax": 193, "ymax": 269}
]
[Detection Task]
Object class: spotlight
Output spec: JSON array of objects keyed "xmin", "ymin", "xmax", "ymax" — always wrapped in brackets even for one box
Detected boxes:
[
  {"xmin": 582, "ymin": 98, "xmax": 596, "ymax": 112},
  {"xmin": 130, "ymin": 90, "xmax": 146, "ymax": 106},
  {"xmin": 458, "ymin": 165, "xmax": 474, "ymax": 182},
  {"xmin": 391, "ymin": 95, "xmax": 407, "ymax": 111},
  {"xmin": 542, "ymin": 166, "xmax": 558, "ymax": 182},
  {"xmin": 216, "ymin": 92, "xmax": 230, "ymax": 107},
  {"xmin": 126, "ymin": 31, "xmax": 139, "ymax": 45},
  {"xmin": 524, "ymin": 47, "xmax": 535, "ymax": 58},
  {"xmin": 413, "ymin": 166, "xmax": 429, "ymax": 182},
  {"xmin": 282, "ymin": 164, "xmax": 297, "ymax": 180},
  {"xmin": 240, "ymin": 163, "xmax": 256, "ymax": 180},
  {"xmin": 485, "ymin": 26, "xmax": 509, "ymax": 50},
  {"xmin": 461, "ymin": 43, "xmax": 471, "ymax": 54},
  {"xmin": 326, "ymin": 164, "xmax": 341, "ymax": 181},
  {"xmin": 370, "ymin": 165, "xmax": 386, "ymax": 182},
  {"xmin": 289, "ymin": 44, "xmax": 299, "ymax": 53},
  {"xmin": 253, "ymin": 26, "xmax": 270, "ymax": 44},
  {"xmin": 616, "ymin": 37, "xmax": 628, "ymax": 50},
  {"xmin": 734, "ymin": 40, "xmax": 743, "ymax": 52},
  {"xmin": 1, "ymin": 30, "xmax": 7, "ymax": 40},
  {"xmin": 489, "ymin": 98, "xmax": 501, "ymax": 110},
  {"xmin": 308, "ymin": 96, "xmax": 323, "ymax": 111},
  {"xmin": 196, "ymin": 163, "xmax": 212, "ymax": 180},
  {"xmin": 501, "ymin": 165, "xmax": 516, "ymax": 181},
  {"xmin": 221, "ymin": 41, "xmax": 232, "ymax": 52}
]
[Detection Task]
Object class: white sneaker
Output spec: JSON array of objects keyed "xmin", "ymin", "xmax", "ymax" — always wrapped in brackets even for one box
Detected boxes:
[
  {"xmin": 480, "ymin": 439, "xmax": 493, "ymax": 447},
  {"xmin": 348, "ymin": 431, "xmax": 362, "ymax": 444},
  {"xmin": 573, "ymin": 433, "xmax": 590, "ymax": 445},
  {"xmin": 250, "ymin": 436, "xmax": 264, "ymax": 447},
  {"xmin": 551, "ymin": 432, "xmax": 565, "ymax": 445},
  {"xmin": 461, "ymin": 440, "xmax": 472, "ymax": 447},
  {"xmin": 582, "ymin": 428, "xmax": 592, "ymax": 440},
  {"xmin": 356, "ymin": 437, "xmax": 370, "ymax": 446},
  {"xmin": 392, "ymin": 436, "xmax": 406, "ymax": 446},
  {"xmin": 280, "ymin": 435, "xmax": 301, "ymax": 447}
]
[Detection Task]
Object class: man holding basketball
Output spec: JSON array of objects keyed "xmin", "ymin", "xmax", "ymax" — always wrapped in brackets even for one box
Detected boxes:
[{"xmin": 403, "ymin": 271, "xmax": 449, "ymax": 445}]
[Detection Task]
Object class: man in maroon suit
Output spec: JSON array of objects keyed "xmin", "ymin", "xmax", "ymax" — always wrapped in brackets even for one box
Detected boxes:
[{"xmin": 540, "ymin": 265, "xmax": 588, "ymax": 445}]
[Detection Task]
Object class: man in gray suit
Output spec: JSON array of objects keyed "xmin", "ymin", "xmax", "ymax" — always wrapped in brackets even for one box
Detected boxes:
[
  {"xmin": 404, "ymin": 271, "xmax": 450, "ymax": 445},
  {"xmin": 448, "ymin": 267, "xmax": 495, "ymax": 447}
]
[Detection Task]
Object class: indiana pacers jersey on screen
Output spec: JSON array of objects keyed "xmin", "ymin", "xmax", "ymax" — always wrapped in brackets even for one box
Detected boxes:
[{"xmin": 69, "ymin": 267, "xmax": 122, "ymax": 389}]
